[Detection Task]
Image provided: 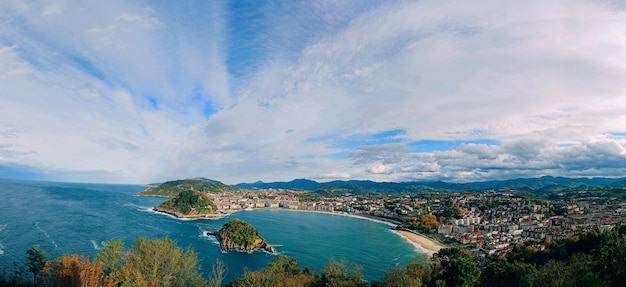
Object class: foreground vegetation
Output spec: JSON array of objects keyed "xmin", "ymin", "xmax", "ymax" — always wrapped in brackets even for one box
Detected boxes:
[{"xmin": 2, "ymin": 225, "xmax": 626, "ymax": 286}]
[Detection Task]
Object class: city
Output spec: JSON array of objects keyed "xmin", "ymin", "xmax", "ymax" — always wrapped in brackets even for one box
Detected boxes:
[{"xmin": 208, "ymin": 186, "xmax": 626, "ymax": 257}]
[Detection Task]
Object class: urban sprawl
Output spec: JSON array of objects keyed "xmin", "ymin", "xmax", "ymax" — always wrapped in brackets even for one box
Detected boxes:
[{"xmin": 207, "ymin": 188, "xmax": 626, "ymax": 257}]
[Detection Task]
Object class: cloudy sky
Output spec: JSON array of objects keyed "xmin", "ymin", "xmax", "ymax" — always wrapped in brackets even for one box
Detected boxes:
[{"xmin": 1, "ymin": 0, "xmax": 626, "ymax": 184}]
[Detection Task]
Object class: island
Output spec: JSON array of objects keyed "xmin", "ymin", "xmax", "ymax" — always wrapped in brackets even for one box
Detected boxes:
[
  {"xmin": 208, "ymin": 219, "xmax": 275, "ymax": 253},
  {"xmin": 154, "ymin": 189, "xmax": 221, "ymax": 219}
]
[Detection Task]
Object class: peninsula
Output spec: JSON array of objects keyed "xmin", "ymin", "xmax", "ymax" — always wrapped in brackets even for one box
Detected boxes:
[
  {"xmin": 140, "ymin": 178, "xmax": 236, "ymax": 197},
  {"xmin": 208, "ymin": 219, "xmax": 275, "ymax": 253}
]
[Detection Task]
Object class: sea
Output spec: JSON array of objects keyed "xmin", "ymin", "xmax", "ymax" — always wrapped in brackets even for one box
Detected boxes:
[{"xmin": 0, "ymin": 179, "xmax": 427, "ymax": 283}]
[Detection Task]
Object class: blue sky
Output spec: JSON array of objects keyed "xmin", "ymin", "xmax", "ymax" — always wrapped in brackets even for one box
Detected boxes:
[{"xmin": 1, "ymin": 0, "xmax": 626, "ymax": 184}]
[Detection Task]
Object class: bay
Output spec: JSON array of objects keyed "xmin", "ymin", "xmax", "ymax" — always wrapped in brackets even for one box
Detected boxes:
[{"xmin": 0, "ymin": 179, "xmax": 424, "ymax": 283}]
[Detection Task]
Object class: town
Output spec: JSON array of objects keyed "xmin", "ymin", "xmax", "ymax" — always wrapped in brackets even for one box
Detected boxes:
[{"xmin": 207, "ymin": 187, "xmax": 626, "ymax": 257}]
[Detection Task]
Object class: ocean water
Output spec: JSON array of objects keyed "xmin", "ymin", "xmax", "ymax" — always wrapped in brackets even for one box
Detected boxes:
[{"xmin": 0, "ymin": 179, "xmax": 425, "ymax": 283}]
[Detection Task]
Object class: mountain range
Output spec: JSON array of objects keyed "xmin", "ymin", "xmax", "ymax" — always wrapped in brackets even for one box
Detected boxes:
[{"xmin": 234, "ymin": 176, "xmax": 626, "ymax": 194}]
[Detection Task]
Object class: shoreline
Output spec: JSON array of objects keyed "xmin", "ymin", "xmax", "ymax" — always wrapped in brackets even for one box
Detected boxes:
[
  {"xmin": 252, "ymin": 208, "xmax": 400, "ymax": 227},
  {"xmin": 151, "ymin": 207, "xmax": 236, "ymax": 220},
  {"xmin": 394, "ymin": 229, "xmax": 445, "ymax": 253},
  {"xmin": 240, "ymin": 209, "xmax": 445, "ymax": 253},
  {"xmin": 152, "ymin": 206, "xmax": 444, "ymax": 254}
]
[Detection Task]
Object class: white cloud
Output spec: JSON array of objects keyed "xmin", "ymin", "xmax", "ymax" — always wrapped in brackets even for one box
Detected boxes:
[
  {"xmin": 1, "ymin": 0, "xmax": 626, "ymax": 184},
  {"xmin": 0, "ymin": 46, "xmax": 32, "ymax": 79},
  {"xmin": 42, "ymin": 4, "xmax": 62, "ymax": 16}
]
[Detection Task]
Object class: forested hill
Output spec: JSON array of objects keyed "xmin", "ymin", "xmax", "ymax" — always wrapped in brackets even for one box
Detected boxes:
[
  {"xmin": 213, "ymin": 219, "xmax": 274, "ymax": 253},
  {"xmin": 235, "ymin": 176, "xmax": 626, "ymax": 195},
  {"xmin": 139, "ymin": 178, "xmax": 237, "ymax": 197},
  {"xmin": 155, "ymin": 189, "xmax": 218, "ymax": 217}
]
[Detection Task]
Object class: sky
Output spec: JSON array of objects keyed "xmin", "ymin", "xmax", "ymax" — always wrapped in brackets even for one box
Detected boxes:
[{"xmin": 1, "ymin": 0, "xmax": 626, "ymax": 184}]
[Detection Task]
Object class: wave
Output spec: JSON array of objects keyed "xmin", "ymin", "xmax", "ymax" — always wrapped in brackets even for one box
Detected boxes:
[
  {"xmin": 0, "ymin": 241, "xmax": 4, "ymax": 255},
  {"xmin": 0, "ymin": 223, "xmax": 7, "ymax": 232},
  {"xmin": 123, "ymin": 202, "xmax": 155, "ymax": 213},
  {"xmin": 91, "ymin": 240, "xmax": 105, "ymax": 251},
  {"xmin": 35, "ymin": 222, "xmax": 50, "ymax": 238},
  {"xmin": 35, "ymin": 222, "xmax": 59, "ymax": 248},
  {"xmin": 200, "ymin": 230, "xmax": 221, "ymax": 245}
]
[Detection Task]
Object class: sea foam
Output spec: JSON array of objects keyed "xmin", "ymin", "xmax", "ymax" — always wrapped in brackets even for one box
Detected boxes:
[
  {"xmin": 390, "ymin": 229, "xmax": 435, "ymax": 255},
  {"xmin": 91, "ymin": 240, "xmax": 105, "ymax": 251},
  {"xmin": 35, "ymin": 222, "xmax": 49, "ymax": 238}
]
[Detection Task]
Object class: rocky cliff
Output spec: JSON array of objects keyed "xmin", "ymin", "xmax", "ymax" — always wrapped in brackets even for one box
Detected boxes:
[{"xmin": 210, "ymin": 219, "xmax": 275, "ymax": 253}]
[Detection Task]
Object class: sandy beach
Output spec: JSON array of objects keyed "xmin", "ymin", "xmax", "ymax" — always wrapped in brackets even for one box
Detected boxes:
[{"xmin": 396, "ymin": 230, "xmax": 446, "ymax": 253}]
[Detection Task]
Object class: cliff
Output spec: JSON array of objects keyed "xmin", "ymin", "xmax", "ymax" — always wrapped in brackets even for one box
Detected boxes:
[
  {"xmin": 155, "ymin": 189, "xmax": 219, "ymax": 218},
  {"xmin": 139, "ymin": 178, "xmax": 237, "ymax": 197},
  {"xmin": 210, "ymin": 219, "xmax": 275, "ymax": 253}
]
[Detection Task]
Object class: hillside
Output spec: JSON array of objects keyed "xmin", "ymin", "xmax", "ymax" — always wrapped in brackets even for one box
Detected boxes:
[
  {"xmin": 139, "ymin": 178, "xmax": 237, "ymax": 197},
  {"xmin": 210, "ymin": 219, "xmax": 275, "ymax": 253},
  {"xmin": 154, "ymin": 189, "xmax": 218, "ymax": 218},
  {"xmin": 238, "ymin": 176, "xmax": 626, "ymax": 195}
]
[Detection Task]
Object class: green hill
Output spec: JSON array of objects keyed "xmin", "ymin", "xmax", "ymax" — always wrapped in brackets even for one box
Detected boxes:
[
  {"xmin": 155, "ymin": 189, "xmax": 218, "ymax": 218},
  {"xmin": 139, "ymin": 178, "xmax": 237, "ymax": 197}
]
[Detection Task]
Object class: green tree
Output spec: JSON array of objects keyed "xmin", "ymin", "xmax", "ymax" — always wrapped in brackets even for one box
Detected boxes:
[
  {"xmin": 26, "ymin": 245, "xmax": 46, "ymax": 284},
  {"xmin": 95, "ymin": 240, "xmax": 124, "ymax": 275},
  {"xmin": 371, "ymin": 267, "xmax": 422, "ymax": 287},
  {"xmin": 443, "ymin": 205, "xmax": 463, "ymax": 220},
  {"xmin": 433, "ymin": 247, "xmax": 481, "ymax": 287},
  {"xmin": 446, "ymin": 257, "xmax": 481, "ymax": 287},
  {"xmin": 315, "ymin": 258, "xmax": 368, "ymax": 287},
  {"xmin": 123, "ymin": 237, "xmax": 206, "ymax": 287},
  {"xmin": 228, "ymin": 255, "xmax": 314, "ymax": 287},
  {"xmin": 480, "ymin": 260, "xmax": 540, "ymax": 287}
]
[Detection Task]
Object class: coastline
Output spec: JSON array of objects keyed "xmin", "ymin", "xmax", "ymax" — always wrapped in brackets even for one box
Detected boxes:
[
  {"xmin": 152, "ymin": 206, "xmax": 235, "ymax": 220},
  {"xmin": 254, "ymin": 208, "xmax": 400, "ymax": 227},
  {"xmin": 152, "ymin": 206, "xmax": 445, "ymax": 254},
  {"xmin": 241, "ymin": 209, "xmax": 445, "ymax": 253}
]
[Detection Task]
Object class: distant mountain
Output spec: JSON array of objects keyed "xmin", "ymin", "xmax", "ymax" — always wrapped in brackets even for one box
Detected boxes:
[
  {"xmin": 142, "ymin": 176, "xmax": 626, "ymax": 198},
  {"xmin": 235, "ymin": 176, "xmax": 626, "ymax": 195},
  {"xmin": 234, "ymin": 179, "xmax": 321, "ymax": 190},
  {"xmin": 139, "ymin": 178, "xmax": 237, "ymax": 197}
]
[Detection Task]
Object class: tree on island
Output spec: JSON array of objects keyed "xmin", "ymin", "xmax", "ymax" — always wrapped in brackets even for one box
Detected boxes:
[
  {"xmin": 139, "ymin": 178, "xmax": 237, "ymax": 197},
  {"xmin": 214, "ymin": 219, "xmax": 275, "ymax": 253},
  {"xmin": 157, "ymin": 189, "xmax": 218, "ymax": 216}
]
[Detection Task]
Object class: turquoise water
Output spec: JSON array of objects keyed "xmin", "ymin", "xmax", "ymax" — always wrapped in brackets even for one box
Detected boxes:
[{"xmin": 0, "ymin": 179, "xmax": 423, "ymax": 283}]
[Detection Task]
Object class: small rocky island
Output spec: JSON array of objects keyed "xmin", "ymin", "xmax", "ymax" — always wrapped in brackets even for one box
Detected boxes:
[
  {"xmin": 154, "ymin": 189, "xmax": 220, "ymax": 219},
  {"xmin": 208, "ymin": 219, "xmax": 275, "ymax": 253}
]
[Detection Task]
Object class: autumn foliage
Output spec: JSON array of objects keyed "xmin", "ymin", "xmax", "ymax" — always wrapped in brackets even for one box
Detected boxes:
[
  {"xmin": 34, "ymin": 237, "xmax": 206, "ymax": 287},
  {"xmin": 41, "ymin": 254, "xmax": 112, "ymax": 287}
]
